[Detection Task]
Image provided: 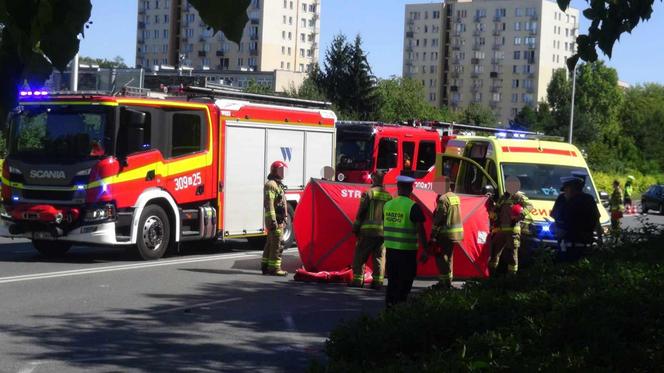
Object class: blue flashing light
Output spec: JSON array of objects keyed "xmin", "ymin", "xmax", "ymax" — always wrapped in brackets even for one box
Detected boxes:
[
  {"xmin": 19, "ymin": 90, "xmax": 49, "ymax": 98},
  {"xmin": 541, "ymin": 223, "xmax": 551, "ymax": 233},
  {"xmin": 12, "ymin": 196, "xmax": 19, "ymax": 201},
  {"xmin": 496, "ymin": 132, "xmax": 507, "ymax": 138},
  {"xmin": 76, "ymin": 184, "xmax": 86, "ymax": 191}
]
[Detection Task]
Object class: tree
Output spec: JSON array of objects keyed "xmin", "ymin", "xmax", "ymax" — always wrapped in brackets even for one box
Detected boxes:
[
  {"xmin": 620, "ymin": 84, "xmax": 664, "ymax": 172},
  {"xmin": 557, "ymin": 0, "xmax": 664, "ymax": 70},
  {"xmin": 0, "ymin": 0, "xmax": 251, "ymax": 126},
  {"xmin": 286, "ymin": 75, "xmax": 326, "ymax": 101},
  {"xmin": 374, "ymin": 77, "xmax": 456, "ymax": 123},
  {"xmin": 513, "ymin": 105, "xmax": 537, "ymax": 130},
  {"xmin": 244, "ymin": 79, "xmax": 272, "ymax": 94},
  {"xmin": 314, "ymin": 33, "xmax": 379, "ymax": 119},
  {"xmin": 79, "ymin": 55, "xmax": 128, "ymax": 69},
  {"xmin": 345, "ymin": 35, "xmax": 378, "ymax": 120},
  {"xmin": 460, "ymin": 103, "xmax": 497, "ymax": 126},
  {"xmin": 0, "ymin": 0, "xmax": 92, "ymax": 122}
]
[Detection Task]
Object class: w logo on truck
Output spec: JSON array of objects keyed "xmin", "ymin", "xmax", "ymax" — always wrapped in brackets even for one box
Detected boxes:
[{"xmin": 280, "ymin": 147, "xmax": 293, "ymax": 162}]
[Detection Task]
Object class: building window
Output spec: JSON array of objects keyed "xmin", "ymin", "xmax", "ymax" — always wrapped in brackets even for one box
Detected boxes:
[
  {"xmin": 281, "ymin": 46, "xmax": 285, "ymax": 55},
  {"xmin": 513, "ymin": 51, "xmax": 520, "ymax": 60},
  {"xmin": 514, "ymin": 36, "xmax": 521, "ymax": 45},
  {"xmin": 495, "ymin": 8, "xmax": 506, "ymax": 17},
  {"xmin": 283, "ymin": 15, "xmax": 286, "ymax": 24},
  {"xmin": 154, "ymin": 15, "xmax": 159, "ymax": 24},
  {"xmin": 288, "ymin": 47, "xmax": 291, "ymax": 55},
  {"xmin": 288, "ymin": 32, "xmax": 292, "ymax": 40},
  {"xmin": 515, "ymin": 21, "xmax": 521, "ymax": 31},
  {"xmin": 515, "ymin": 8, "xmax": 523, "ymax": 17},
  {"xmin": 302, "ymin": 3, "xmax": 307, "ymax": 12},
  {"xmin": 299, "ymin": 63, "xmax": 304, "ymax": 72},
  {"xmin": 433, "ymin": 10, "xmax": 440, "ymax": 19},
  {"xmin": 301, "ymin": 33, "xmax": 305, "ymax": 42},
  {"xmin": 512, "ymin": 79, "xmax": 519, "ymax": 88},
  {"xmin": 300, "ymin": 48, "xmax": 305, "ymax": 57},
  {"xmin": 281, "ymin": 61, "xmax": 284, "ymax": 68},
  {"xmin": 163, "ymin": 29, "xmax": 168, "ymax": 38},
  {"xmin": 287, "ymin": 62, "xmax": 291, "ymax": 69},
  {"xmin": 282, "ymin": 31, "xmax": 286, "ymax": 39},
  {"xmin": 301, "ymin": 18, "xmax": 306, "ymax": 27},
  {"xmin": 511, "ymin": 93, "xmax": 518, "ymax": 103}
]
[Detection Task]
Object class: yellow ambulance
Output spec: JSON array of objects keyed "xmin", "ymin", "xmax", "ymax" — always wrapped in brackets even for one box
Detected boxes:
[{"xmin": 437, "ymin": 132, "xmax": 611, "ymax": 249}]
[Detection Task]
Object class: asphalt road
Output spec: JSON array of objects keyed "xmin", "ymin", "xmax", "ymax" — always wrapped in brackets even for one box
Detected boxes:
[
  {"xmin": 0, "ymin": 213, "xmax": 661, "ymax": 373},
  {"xmin": 0, "ymin": 238, "xmax": 437, "ymax": 373}
]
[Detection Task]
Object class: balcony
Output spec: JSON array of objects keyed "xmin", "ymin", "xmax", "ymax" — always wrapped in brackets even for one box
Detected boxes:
[
  {"xmin": 527, "ymin": 43, "xmax": 537, "ymax": 49},
  {"xmin": 526, "ymin": 87, "xmax": 535, "ymax": 94},
  {"xmin": 492, "ymin": 43, "xmax": 503, "ymax": 50},
  {"xmin": 408, "ymin": 18, "xmax": 415, "ymax": 25},
  {"xmin": 473, "ymin": 29, "xmax": 483, "ymax": 36},
  {"xmin": 250, "ymin": 18, "xmax": 260, "ymax": 25},
  {"xmin": 138, "ymin": 22, "xmax": 145, "ymax": 29},
  {"xmin": 250, "ymin": 49, "xmax": 259, "ymax": 56},
  {"xmin": 471, "ymin": 85, "xmax": 482, "ymax": 92},
  {"xmin": 491, "ymin": 58, "xmax": 503, "ymax": 65},
  {"xmin": 451, "ymin": 71, "xmax": 460, "ymax": 78},
  {"xmin": 473, "ymin": 43, "xmax": 483, "ymax": 50},
  {"xmin": 490, "ymin": 101, "xmax": 499, "ymax": 109},
  {"xmin": 530, "ymin": 14, "xmax": 539, "ymax": 21},
  {"xmin": 198, "ymin": 51, "xmax": 207, "ymax": 57},
  {"xmin": 406, "ymin": 31, "xmax": 414, "ymax": 38},
  {"xmin": 470, "ymin": 71, "xmax": 481, "ymax": 78},
  {"xmin": 490, "ymin": 71, "xmax": 502, "ymax": 79},
  {"xmin": 529, "ymin": 28, "xmax": 537, "ymax": 35},
  {"xmin": 452, "ymin": 58, "xmax": 461, "ymax": 64},
  {"xmin": 493, "ymin": 15, "xmax": 502, "ymax": 22},
  {"xmin": 216, "ymin": 50, "xmax": 225, "ymax": 57},
  {"xmin": 491, "ymin": 85, "xmax": 501, "ymax": 93},
  {"xmin": 473, "ymin": 15, "xmax": 485, "ymax": 22},
  {"xmin": 492, "ymin": 29, "xmax": 501, "ymax": 36},
  {"xmin": 250, "ymin": 34, "xmax": 259, "ymax": 40},
  {"xmin": 451, "ymin": 45, "xmax": 461, "ymax": 51},
  {"xmin": 450, "ymin": 85, "xmax": 459, "ymax": 92}
]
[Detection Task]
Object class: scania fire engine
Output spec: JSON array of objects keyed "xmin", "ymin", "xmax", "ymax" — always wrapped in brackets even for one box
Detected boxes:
[{"xmin": 0, "ymin": 87, "xmax": 336, "ymax": 259}]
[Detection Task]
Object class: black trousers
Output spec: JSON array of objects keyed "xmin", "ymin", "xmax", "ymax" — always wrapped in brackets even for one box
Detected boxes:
[{"xmin": 385, "ymin": 248, "xmax": 418, "ymax": 307}]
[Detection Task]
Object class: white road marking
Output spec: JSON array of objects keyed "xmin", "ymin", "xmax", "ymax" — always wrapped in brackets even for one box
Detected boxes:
[
  {"xmin": 0, "ymin": 250, "xmax": 301, "ymax": 285},
  {"xmin": 151, "ymin": 297, "xmax": 242, "ymax": 315}
]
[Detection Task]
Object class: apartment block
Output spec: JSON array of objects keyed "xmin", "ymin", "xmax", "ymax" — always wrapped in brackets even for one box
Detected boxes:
[
  {"xmin": 136, "ymin": 0, "xmax": 321, "ymax": 91},
  {"xmin": 404, "ymin": 0, "xmax": 579, "ymax": 124}
]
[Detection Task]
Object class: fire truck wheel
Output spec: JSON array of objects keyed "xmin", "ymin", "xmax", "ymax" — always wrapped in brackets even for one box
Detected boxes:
[
  {"xmin": 32, "ymin": 240, "xmax": 72, "ymax": 257},
  {"xmin": 281, "ymin": 204, "xmax": 296, "ymax": 249},
  {"xmin": 135, "ymin": 204, "xmax": 171, "ymax": 260}
]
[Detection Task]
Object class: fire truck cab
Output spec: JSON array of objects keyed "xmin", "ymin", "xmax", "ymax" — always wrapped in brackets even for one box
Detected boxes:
[
  {"xmin": 0, "ymin": 88, "xmax": 336, "ymax": 259},
  {"xmin": 438, "ymin": 130, "xmax": 611, "ymax": 249},
  {"xmin": 335, "ymin": 121, "xmax": 441, "ymax": 189}
]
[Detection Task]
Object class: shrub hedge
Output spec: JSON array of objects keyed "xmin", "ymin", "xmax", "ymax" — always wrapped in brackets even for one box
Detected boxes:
[
  {"xmin": 314, "ymin": 224, "xmax": 664, "ymax": 372},
  {"xmin": 592, "ymin": 170, "xmax": 664, "ymax": 195}
]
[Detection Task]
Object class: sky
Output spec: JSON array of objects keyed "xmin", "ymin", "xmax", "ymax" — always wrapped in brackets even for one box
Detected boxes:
[{"xmin": 79, "ymin": 0, "xmax": 664, "ymax": 85}]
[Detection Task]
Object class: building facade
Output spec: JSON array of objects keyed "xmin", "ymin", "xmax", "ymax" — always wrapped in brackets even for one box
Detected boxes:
[
  {"xmin": 136, "ymin": 0, "xmax": 321, "ymax": 90},
  {"xmin": 403, "ymin": 0, "xmax": 579, "ymax": 124}
]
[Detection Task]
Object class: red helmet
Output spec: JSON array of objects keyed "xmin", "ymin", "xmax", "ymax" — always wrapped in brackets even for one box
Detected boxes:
[
  {"xmin": 511, "ymin": 204, "xmax": 524, "ymax": 219},
  {"xmin": 270, "ymin": 160, "xmax": 288, "ymax": 173}
]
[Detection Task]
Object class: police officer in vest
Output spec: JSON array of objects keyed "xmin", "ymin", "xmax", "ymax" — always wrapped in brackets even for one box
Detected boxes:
[
  {"xmin": 421, "ymin": 177, "xmax": 463, "ymax": 289},
  {"xmin": 383, "ymin": 176, "xmax": 427, "ymax": 307},
  {"xmin": 349, "ymin": 170, "xmax": 392, "ymax": 289},
  {"xmin": 261, "ymin": 161, "xmax": 289, "ymax": 276},
  {"xmin": 488, "ymin": 175, "xmax": 532, "ymax": 276}
]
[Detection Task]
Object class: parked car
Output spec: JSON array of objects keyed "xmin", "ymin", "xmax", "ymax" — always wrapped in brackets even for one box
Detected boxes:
[
  {"xmin": 641, "ymin": 184, "xmax": 664, "ymax": 215},
  {"xmin": 599, "ymin": 190, "xmax": 610, "ymax": 209}
]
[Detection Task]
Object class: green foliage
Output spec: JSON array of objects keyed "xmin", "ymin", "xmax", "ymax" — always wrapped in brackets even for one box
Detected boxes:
[
  {"xmin": 460, "ymin": 103, "xmax": 497, "ymax": 126},
  {"xmin": 79, "ymin": 55, "xmax": 128, "ymax": 69},
  {"xmin": 314, "ymin": 33, "xmax": 378, "ymax": 120},
  {"xmin": 243, "ymin": 79, "xmax": 272, "ymax": 94},
  {"xmin": 286, "ymin": 74, "xmax": 326, "ymax": 101},
  {"xmin": 316, "ymin": 228, "xmax": 664, "ymax": 372},
  {"xmin": 187, "ymin": 0, "xmax": 250, "ymax": 45},
  {"xmin": 0, "ymin": 0, "xmax": 92, "ymax": 123},
  {"xmin": 592, "ymin": 170, "xmax": 664, "ymax": 195},
  {"xmin": 557, "ymin": 0, "xmax": 663, "ymax": 70},
  {"xmin": 374, "ymin": 77, "xmax": 457, "ymax": 123},
  {"xmin": 620, "ymin": 84, "xmax": 664, "ymax": 172}
]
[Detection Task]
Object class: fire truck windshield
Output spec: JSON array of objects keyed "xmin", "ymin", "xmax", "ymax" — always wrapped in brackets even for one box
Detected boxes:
[
  {"xmin": 501, "ymin": 163, "xmax": 598, "ymax": 201},
  {"xmin": 336, "ymin": 134, "xmax": 374, "ymax": 171},
  {"xmin": 8, "ymin": 105, "xmax": 113, "ymax": 160}
]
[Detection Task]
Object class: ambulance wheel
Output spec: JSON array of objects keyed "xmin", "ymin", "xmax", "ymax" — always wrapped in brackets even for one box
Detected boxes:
[
  {"xmin": 33, "ymin": 240, "xmax": 71, "ymax": 257},
  {"xmin": 135, "ymin": 205, "xmax": 171, "ymax": 260},
  {"xmin": 282, "ymin": 204, "xmax": 296, "ymax": 249}
]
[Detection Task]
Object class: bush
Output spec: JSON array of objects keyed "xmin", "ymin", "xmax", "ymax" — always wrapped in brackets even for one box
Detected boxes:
[
  {"xmin": 592, "ymin": 170, "xmax": 664, "ymax": 195},
  {"xmin": 314, "ymin": 226, "xmax": 664, "ymax": 372}
]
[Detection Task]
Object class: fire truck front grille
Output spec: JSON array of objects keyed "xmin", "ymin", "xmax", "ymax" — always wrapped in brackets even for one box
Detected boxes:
[{"xmin": 22, "ymin": 189, "xmax": 74, "ymax": 201}]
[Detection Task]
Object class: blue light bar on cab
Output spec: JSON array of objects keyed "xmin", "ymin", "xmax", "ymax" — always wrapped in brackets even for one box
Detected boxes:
[{"xmin": 19, "ymin": 90, "xmax": 49, "ymax": 98}]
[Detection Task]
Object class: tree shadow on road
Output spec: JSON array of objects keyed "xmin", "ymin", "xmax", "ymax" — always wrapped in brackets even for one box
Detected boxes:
[{"xmin": 0, "ymin": 253, "xmax": 386, "ymax": 372}]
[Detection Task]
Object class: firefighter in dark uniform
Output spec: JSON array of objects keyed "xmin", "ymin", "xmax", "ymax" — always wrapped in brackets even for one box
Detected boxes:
[
  {"xmin": 421, "ymin": 178, "xmax": 463, "ymax": 289},
  {"xmin": 349, "ymin": 170, "xmax": 392, "ymax": 289},
  {"xmin": 488, "ymin": 175, "xmax": 532, "ymax": 276},
  {"xmin": 261, "ymin": 161, "xmax": 289, "ymax": 276},
  {"xmin": 383, "ymin": 176, "xmax": 427, "ymax": 307},
  {"xmin": 555, "ymin": 176, "xmax": 602, "ymax": 260}
]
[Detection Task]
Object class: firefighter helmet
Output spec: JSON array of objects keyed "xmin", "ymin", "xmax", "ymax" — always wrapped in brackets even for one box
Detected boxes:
[
  {"xmin": 270, "ymin": 160, "xmax": 288, "ymax": 172},
  {"xmin": 511, "ymin": 204, "xmax": 524, "ymax": 220}
]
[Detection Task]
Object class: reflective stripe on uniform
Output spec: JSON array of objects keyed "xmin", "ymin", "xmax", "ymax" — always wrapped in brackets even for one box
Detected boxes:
[{"xmin": 448, "ymin": 196, "xmax": 460, "ymax": 205}]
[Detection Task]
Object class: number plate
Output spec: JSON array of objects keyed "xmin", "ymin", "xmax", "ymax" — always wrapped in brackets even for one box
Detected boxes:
[{"xmin": 32, "ymin": 231, "xmax": 53, "ymax": 240}]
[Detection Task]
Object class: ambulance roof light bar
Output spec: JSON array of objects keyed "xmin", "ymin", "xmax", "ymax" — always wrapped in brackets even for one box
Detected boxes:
[{"xmin": 183, "ymin": 84, "xmax": 332, "ymax": 109}]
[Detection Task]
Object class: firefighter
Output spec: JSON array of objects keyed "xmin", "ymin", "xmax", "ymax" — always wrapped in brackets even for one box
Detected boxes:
[
  {"xmin": 383, "ymin": 176, "xmax": 427, "ymax": 307},
  {"xmin": 609, "ymin": 179, "xmax": 624, "ymax": 236},
  {"xmin": 421, "ymin": 178, "xmax": 463, "ymax": 289},
  {"xmin": 261, "ymin": 161, "xmax": 289, "ymax": 276},
  {"xmin": 349, "ymin": 170, "xmax": 392, "ymax": 289},
  {"xmin": 488, "ymin": 175, "xmax": 532, "ymax": 276}
]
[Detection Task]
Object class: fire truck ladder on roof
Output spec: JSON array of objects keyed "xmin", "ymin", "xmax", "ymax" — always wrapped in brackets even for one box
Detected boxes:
[{"xmin": 182, "ymin": 83, "xmax": 333, "ymax": 109}]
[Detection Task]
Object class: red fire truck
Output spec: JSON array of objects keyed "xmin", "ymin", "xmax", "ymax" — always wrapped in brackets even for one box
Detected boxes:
[
  {"xmin": 0, "ymin": 87, "xmax": 336, "ymax": 259},
  {"xmin": 335, "ymin": 121, "xmax": 442, "ymax": 189}
]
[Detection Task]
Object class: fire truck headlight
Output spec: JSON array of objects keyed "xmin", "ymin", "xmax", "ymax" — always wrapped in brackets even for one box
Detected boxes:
[
  {"xmin": 84, "ymin": 204, "xmax": 116, "ymax": 222},
  {"xmin": 337, "ymin": 173, "xmax": 345, "ymax": 182}
]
